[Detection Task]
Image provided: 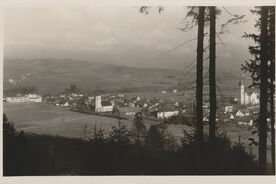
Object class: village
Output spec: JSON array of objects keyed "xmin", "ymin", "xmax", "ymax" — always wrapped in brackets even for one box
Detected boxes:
[{"xmin": 3, "ymin": 80, "xmax": 267, "ymax": 129}]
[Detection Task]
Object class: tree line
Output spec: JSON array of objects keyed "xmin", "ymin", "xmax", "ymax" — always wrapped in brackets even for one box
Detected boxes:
[{"xmin": 3, "ymin": 114, "xmax": 258, "ymax": 175}]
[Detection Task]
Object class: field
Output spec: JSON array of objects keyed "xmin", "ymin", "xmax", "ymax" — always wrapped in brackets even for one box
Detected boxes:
[
  {"xmin": 3, "ymin": 103, "xmax": 190, "ymax": 140},
  {"xmin": 4, "ymin": 102, "xmax": 270, "ymax": 163}
]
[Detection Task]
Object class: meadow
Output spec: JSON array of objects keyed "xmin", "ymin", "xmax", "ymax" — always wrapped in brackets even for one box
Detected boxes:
[
  {"xmin": 3, "ymin": 103, "xmax": 190, "ymax": 140},
  {"xmin": 4, "ymin": 102, "xmax": 272, "ymax": 166}
]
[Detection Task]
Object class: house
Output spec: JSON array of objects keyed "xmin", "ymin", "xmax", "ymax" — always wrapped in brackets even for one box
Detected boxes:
[
  {"xmin": 237, "ymin": 118, "xmax": 253, "ymax": 127},
  {"xmin": 71, "ymin": 93, "xmax": 83, "ymax": 98},
  {"xmin": 59, "ymin": 94, "xmax": 66, "ymax": 98},
  {"xmin": 202, "ymin": 104, "xmax": 209, "ymax": 109},
  {"xmin": 203, "ymin": 117, "xmax": 209, "ymax": 122},
  {"xmin": 156, "ymin": 105, "xmax": 179, "ymax": 119},
  {"xmin": 116, "ymin": 107, "xmax": 140, "ymax": 117},
  {"xmin": 235, "ymin": 110, "xmax": 244, "ymax": 117},
  {"xmin": 118, "ymin": 94, "xmax": 124, "ymax": 98},
  {"xmin": 132, "ymin": 96, "xmax": 141, "ymax": 101},
  {"xmin": 225, "ymin": 106, "xmax": 234, "ymax": 113},
  {"xmin": 157, "ymin": 111, "xmax": 179, "ymax": 119},
  {"xmin": 5, "ymin": 94, "xmax": 42, "ymax": 103},
  {"xmin": 60, "ymin": 102, "xmax": 70, "ymax": 107},
  {"xmin": 230, "ymin": 114, "xmax": 235, "ymax": 120},
  {"xmin": 173, "ymin": 89, "xmax": 178, "ymax": 93}
]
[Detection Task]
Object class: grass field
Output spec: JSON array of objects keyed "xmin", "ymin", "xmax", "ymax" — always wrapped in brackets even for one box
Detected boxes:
[
  {"xmin": 3, "ymin": 103, "xmax": 191, "ymax": 140},
  {"xmin": 4, "ymin": 103, "xmax": 125, "ymax": 138},
  {"xmin": 4, "ymin": 102, "xmax": 269, "ymax": 163}
]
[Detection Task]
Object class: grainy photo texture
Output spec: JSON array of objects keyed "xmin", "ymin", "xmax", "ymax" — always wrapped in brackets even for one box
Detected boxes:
[{"xmin": 2, "ymin": 5, "xmax": 275, "ymax": 175}]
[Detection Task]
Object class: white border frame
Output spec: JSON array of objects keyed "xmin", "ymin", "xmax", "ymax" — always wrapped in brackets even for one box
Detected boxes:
[{"xmin": 0, "ymin": 0, "xmax": 275, "ymax": 184}]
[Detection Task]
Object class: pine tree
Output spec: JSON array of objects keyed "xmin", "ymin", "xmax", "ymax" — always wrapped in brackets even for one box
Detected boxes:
[
  {"xmin": 259, "ymin": 6, "xmax": 269, "ymax": 174},
  {"xmin": 241, "ymin": 6, "xmax": 275, "ymax": 174},
  {"xmin": 209, "ymin": 6, "xmax": 217, "ymax": 149},
  {"xmin": 195, "ymin": 6, "xmax": 206, "ymax": 173}
]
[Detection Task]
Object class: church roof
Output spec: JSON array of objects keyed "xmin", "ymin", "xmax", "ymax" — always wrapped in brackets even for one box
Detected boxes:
[{"xmin": 238, "ymin": 80, "xmax": 244, "ymax": 87}]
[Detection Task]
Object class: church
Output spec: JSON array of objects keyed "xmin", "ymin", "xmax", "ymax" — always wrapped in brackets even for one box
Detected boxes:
[
  {"xmin": 238, "ymin": 80, "xmax": 259, "ymax": 106},
  {"xmin": 94, "ymin": 95, "xmax": 114, "ymax": 112}
]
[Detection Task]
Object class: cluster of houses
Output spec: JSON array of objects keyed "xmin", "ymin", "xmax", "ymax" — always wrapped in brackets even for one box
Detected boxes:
[
  {"xmin": 199, "ymin": 80, "xmax": 260, "ymax": 127},
  {"xmin": 44, "ymin": 93, "xmax": 85, "ymax": 107},
  {"xmin": 4, "ymin": 94, "xmax": 42, "ymax": 103},
  {"xmin": 91, "ymin": 94, "xmax": 183, "ymax": 119},
  {"xmin": 218, "ymin": 104, "xmax": 259, "ymax": 127},
  {"xmin": 43, "ymin": 92, "xmax": 184, "ymax": 119},
  {"xmin": 4, "ymin": 79, "xmax": 260, "ymax": 127}
]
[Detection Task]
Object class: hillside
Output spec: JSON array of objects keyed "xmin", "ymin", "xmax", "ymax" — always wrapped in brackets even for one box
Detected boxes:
[{"xmin": 3, "ymin": 58, "xmax": 242, "ymax": 95}]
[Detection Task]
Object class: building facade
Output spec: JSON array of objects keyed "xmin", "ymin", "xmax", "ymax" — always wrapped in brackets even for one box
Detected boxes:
[
  {"xmin": 5, "ymin": 94, "xmax": 42, "ymax": 103},
  {"xmin": 238, "ymin": 80, "xmax": 259, "ymax": 105},
  {"xmin": 157, "ymin": 111, "xmax": 179, "ymax": 119},
  {"xmin": 94, "ymin": 95, "xmax": 113, "ymax": 112}
]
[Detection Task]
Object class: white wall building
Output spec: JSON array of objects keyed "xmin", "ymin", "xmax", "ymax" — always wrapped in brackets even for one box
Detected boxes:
[
  {"xmin": 238, "ymin": 80, "xmax": 259, "ymax": 105},
  {"xmin": 5, "ymin": 94, "xmax": 42, "ymax": 103},
  {"xmin": 225, "ymin": 106, "xmax": 234, "ymax": 113},
  {"xmin": 95, "ymin": 95, "xmax": 113, "ymax": 112},
  {"xmin": 157, "ymin": 111, "xmax": 179, "ymax": 119},
  {"xmin": 236, "ymin": 110, "xmax": 244, "ymax": 117}
]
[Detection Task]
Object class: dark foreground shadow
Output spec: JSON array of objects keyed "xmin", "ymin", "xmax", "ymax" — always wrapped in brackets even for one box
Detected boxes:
[{"xmin": 3, "ymin": 115, "xmax": 268, "ymax": 176}]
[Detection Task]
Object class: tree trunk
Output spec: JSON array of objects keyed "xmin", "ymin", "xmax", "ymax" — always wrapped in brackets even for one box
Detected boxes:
[
  {"xmin": 196, "ymin": 6, "xmax": 205, "ymax": 173},
  {"xmin": 270, "ymin": 83, "xmax": 275, "ymax": 174},
  {"xmin": 209, "ymin": 6, "xmax": 216, "ymax": 149},
  {"xmin": 259, "ymin": 6, "xmax": 269, "ymax": 174},
  {"xmin": 268, "ymin": 6, "xmax": 275, "ymax": 174}
]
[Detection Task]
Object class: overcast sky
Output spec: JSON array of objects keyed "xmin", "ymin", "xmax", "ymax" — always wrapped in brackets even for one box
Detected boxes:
[{"xmin": 4, "ymin": 6, "xmax": 258, "ymax": 70}]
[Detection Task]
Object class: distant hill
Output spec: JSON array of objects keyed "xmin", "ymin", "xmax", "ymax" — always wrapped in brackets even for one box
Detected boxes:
[{"xmin": 3, "ymin": 58, "xmax": 242, "ymax": 95}]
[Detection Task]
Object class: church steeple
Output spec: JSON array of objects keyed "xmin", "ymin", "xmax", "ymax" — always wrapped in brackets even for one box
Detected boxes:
[
  {"xmin": 238, "ymin": 80, "xmax": 244, "ymax": 87},
  {"xmin": 239, "ymin": 80, "xmax": 245, "ymax": 105}
]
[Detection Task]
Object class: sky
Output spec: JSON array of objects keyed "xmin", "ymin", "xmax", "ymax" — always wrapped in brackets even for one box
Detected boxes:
[{"xmin": 4, "ymin": 6, "xmax": 258, "ymax": 70}]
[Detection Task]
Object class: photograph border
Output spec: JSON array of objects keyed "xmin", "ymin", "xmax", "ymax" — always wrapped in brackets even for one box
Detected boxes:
[{"xmin": 0, "ymin": 0, "xmax": 275, "ymax": 183}]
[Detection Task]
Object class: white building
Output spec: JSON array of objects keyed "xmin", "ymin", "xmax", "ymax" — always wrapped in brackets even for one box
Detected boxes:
[
  {"xmin": 236, "ymin": 110, "xmax": 244, "ymax": 117},
  {"xmin": 71, "ymin": 93, "xmax": 83, "ymax": 97},
  {"xmin": 249, "ymin": 92, "xmax": 259, "ymax": 105},
  {"xmin": 116, "ymin": 107, "xmax": 140, "ymax": 117},
  {"xmin": 60, "ymin": 102, "xmax": 69, "ymax": 107},
  {"xmin": 225, "ymin": 106, "xmax": 234, "ymax": 113},
  {"xmin": 238, "ymin": 80, "xmax": 259, "ymax": 105},
  {"xmin": 5, "ymin": 94, "xmax": 42, "ymax": 103},
  {"xmin": 230, "ymin": 114, "xmax": 235, "ymax": 120},
  {"xmin": 94, "ymin": 95, "xmax": 113, "ymax": 112},
  {"xmin": 157, "ymin": 111, "xmax": 179, "ymax": 119}
]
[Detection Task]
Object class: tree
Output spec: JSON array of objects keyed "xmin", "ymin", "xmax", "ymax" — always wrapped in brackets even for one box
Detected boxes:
[
  {"xmin": 132, "ymin": 112, "xmax": 146, "ymax": 143},
  {"xmin": 183, "ymin": 6, "xmax": 244, "ymax": 165},
  {"xmin": 259, "ymin": 6, "xmax": 269, "ymax": 174},
  {"xmin": 195, "ymin": 6, "xmax": 206, "ymax": 172},
  {"xmin": 91, "ymin": 123, "xmax": 105, "ymax": 143},
  {"xmin": 268, "ymin": 6, "xmax": 275, "ymax": 174},
  {"xmin": 66, "ymin": 84, "xmax": 80, "ymax": 94},
  {"xmin": 241, "ymin": 6, "xmax": 275, "ymax": 174},
  {"xmin": 208, "ymin": 6, "xmax": 217, "ymax": 149},
  {"xmin": 145, "ymin": 124, "xmax": 166, "ymax": 154},
  {"xmin": 109, "ymin": 119, "xmax": 130, "ymax": 145},
  {"xmin": 3, "ymin": 114, "xmax": 17, "ymax": 138}
]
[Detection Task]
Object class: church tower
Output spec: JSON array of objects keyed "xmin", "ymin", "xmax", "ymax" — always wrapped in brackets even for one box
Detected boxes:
[
  {"xmin": 238, "ymin": 80, "xmax": 245, "ymax": 105},
  {"xmin": 95, "ymin": 96, "xmax": 102, "ymax": 112}
]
